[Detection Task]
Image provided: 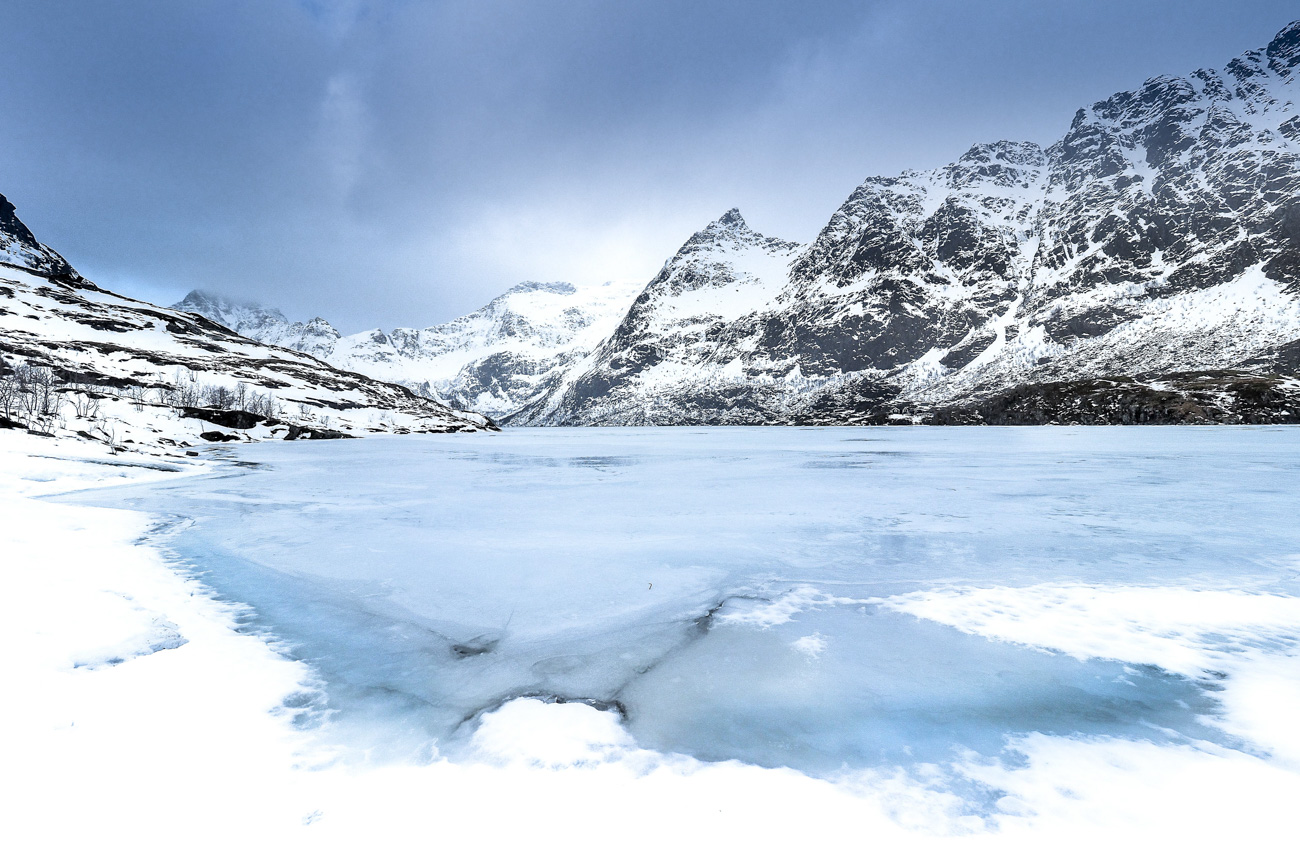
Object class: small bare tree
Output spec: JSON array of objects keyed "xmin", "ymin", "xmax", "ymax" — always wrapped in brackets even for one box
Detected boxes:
[
  {"xmin": 70, "ymin": 389, "xmax": 102, "ymax": 419},
  {"xmin": 0, "ymin": 368, "xmax": 18, "ymax": 423},
  {"xmin": 15, "ymin": 365, "xmax": 63, "ymax": 422}
]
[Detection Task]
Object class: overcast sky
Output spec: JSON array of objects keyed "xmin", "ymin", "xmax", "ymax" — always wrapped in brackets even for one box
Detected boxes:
[{"xmin": 2, "ymin": 1, "xmax": 1297, "ymax": 332}]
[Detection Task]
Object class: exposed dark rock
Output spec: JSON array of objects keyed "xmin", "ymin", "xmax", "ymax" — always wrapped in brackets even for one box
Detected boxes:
[
  {"xmin": 939, "ymin": 331, "xmax": 997, "ymax": 369},
  {"xmin": 283, "ymin": 424, "xmax": 355, "ymax": 441},
  {"xmin": 924, "ymin": 373, "xmax": 1300, "ymax": 426},
  {"xmin": 0, "ymin": 194, "xmax": 76, "ymax": 278},
  {"xmin": 199, "ymin": 430, "xmax": 242, "ymax": 442},
  {"xmin": 180, "ymin": 407, "xmax": 271, "ymax": 429},
  {"xmin": 0, "ymin": 195, "xmax": 41, "ymax": 249}
]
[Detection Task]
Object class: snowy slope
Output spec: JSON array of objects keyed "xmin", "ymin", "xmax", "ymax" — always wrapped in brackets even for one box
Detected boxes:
[{"xmin": 0, "ymin": 199, "xmax": 493, "ymax": 454}]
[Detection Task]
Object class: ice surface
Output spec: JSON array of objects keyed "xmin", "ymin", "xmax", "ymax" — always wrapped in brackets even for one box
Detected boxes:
[{"xmin": 58, "ymin": 427, "xmax": 1300, "ymax": 789}]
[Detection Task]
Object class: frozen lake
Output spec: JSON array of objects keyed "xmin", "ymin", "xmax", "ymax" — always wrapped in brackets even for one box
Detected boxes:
[{"xmin": 61, "ymin": 426, "xmax": 1300, "ymax": 796}]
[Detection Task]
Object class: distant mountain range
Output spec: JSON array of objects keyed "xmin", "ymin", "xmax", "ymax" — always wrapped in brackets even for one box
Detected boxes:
[
  {"xmin": 173, "ymin": 279, "xmax": 642, "ymax": 418},
  {"xmin": 182, "ymin": 21, "xmax": 1300, "ymax": 426}
]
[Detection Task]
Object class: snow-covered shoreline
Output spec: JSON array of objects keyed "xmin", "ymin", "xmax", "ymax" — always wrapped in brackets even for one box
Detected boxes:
[{"xmin": 5, "ymin": 430, "xmax": 1300, "ymax": 865}]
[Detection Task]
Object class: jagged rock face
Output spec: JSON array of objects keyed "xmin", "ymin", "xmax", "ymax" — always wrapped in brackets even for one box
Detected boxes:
[
  {"xmin": 1032, "ymin": 57, "xmax": 1300, "ymax": 304},
  {"xmin": 0, "ymin": 194, "xmax": 76, "ymax": 278},
  {"xmin": 515, "ymin": 21, "xmax": 1300, "ymax": 426},
  {"xmin": 175, "ymin": 280, "xmax": 641, "ymax": 417},
  {"xmin": 749, "ymin": 140, "xmax": 1046, "ymax": 377}
]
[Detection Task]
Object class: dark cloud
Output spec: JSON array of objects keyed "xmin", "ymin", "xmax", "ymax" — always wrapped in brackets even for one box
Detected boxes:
[{"xmin": 1, "ymin": 0, "xmax": 1296, "ymax": 330}]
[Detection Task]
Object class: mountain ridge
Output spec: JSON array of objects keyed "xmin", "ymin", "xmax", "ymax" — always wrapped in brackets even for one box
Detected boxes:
[
  {"xmin": 177, "ymin": 20, "xmax": 1300, "ymax": 427},
  {"xmin": 0, "ymin": 197, "xmax": 494, "ymax": 454},
  {"xmin": 511, "ymin": 19, "xmax": 1300, "ymax": 425},
  {"xmin": 173, "ymin": 278, "xmax": 643, "ymax": 417}
]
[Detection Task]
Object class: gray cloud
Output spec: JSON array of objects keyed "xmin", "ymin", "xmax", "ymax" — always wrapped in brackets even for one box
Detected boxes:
[{"xmin": 1, "ymin": 0, "xmax": 1296, "ymax": 331}]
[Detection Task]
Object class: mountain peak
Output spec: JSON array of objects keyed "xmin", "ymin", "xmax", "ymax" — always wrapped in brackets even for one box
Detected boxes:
[
  {"xmin": 677, "ymin": 208, "xmax": 800, "ymax": 259},
  {"xmin": 1267, "ymin": 20, "xmax": 1300, "ymax": 72},
  {"xmin": 956, "ymin": 141, "xmax": 1046, "ymax": 167},
  {"xmin": 502, "ymin": 280, "xmax": 578, "ymax": 298},
  {"xmin": 0, "ymin": 194, "xmax": 41, "ymax": 250},
  {"xmin": 0, "ymin": 192, "xmax": 75, "ymax": 278},
  {"xmin": 174, "ymin": 290, "xmax": 288, "ymax": 326},
  {"xmin": 689, "ymin": 208, "xmax": 754, "ymax": 243},
  {"xmin": 716, "ymin": 208, "xmax": 748, "ymax": 229}
]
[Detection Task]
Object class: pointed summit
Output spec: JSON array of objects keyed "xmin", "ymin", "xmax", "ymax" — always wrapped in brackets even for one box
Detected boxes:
[
  {"xmin": 693, "ymin": 208, "xmax": 756, "ymax": 244},
  {"xmin": 0, "ymin": 193, "xmax": 75, "ymax": 278},
  {"xmin": 1267, "ymin": 20, "xmax": 1300, "ymax": 72},
  {"xmin": 173, "ymin": 290, "xmax": 289, "ymax": 330},
  {"xmin": 0, "ymin": 194, "xmax": 41, "ymax": 249},
  {"xmin": 677, "ymin": 208, "xmax": 797, "ymax": 259},
  {"xmin": 716, "ymin": 207, "xmax": 747, "ymax": 228}
]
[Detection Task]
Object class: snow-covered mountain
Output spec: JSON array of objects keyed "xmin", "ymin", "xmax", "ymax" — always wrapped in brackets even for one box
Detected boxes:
[
  {"xmin": 170, "ymin": 290, "xmax": 344, "ymax": 358},
  {"xmin": 171, "ymin": 21, "xmax": 1300, "ymax": 427},
  {"xmin": 0, "ymin": 194, "xmax": 493, "ymax": 454},
  {"xmin": 174, "ymin": 279, "xmax": 642, "ymax": 417},
  {"xmin": 510, "ymin": 209, "xmax": 806, "ymax": 424},
  {"xmin": 509, "ymin": 21, "xmax": 1300, "ymax": 425}
]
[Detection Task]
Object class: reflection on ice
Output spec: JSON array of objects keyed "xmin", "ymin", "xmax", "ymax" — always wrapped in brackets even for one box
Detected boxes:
[{"xmin": 57, "ymin": 427, "xmax": 1300, "ymax": 788}]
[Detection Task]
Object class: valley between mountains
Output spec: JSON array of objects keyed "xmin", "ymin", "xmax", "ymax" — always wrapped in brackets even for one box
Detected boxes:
[{"xmin": 6, "ymin": 22, "xmax": 1300, "ymax": 445}]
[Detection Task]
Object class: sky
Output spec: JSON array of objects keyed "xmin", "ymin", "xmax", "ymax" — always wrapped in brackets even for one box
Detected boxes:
[{"xmin": 2, "ymin": 0, "xmax": 1298, "ymax": 332}]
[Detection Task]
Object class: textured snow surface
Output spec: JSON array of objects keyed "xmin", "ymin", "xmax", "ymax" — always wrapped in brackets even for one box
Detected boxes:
[{"xmin": 10, "ymin": 427, "xmax": 1300, "ymax": 860}]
